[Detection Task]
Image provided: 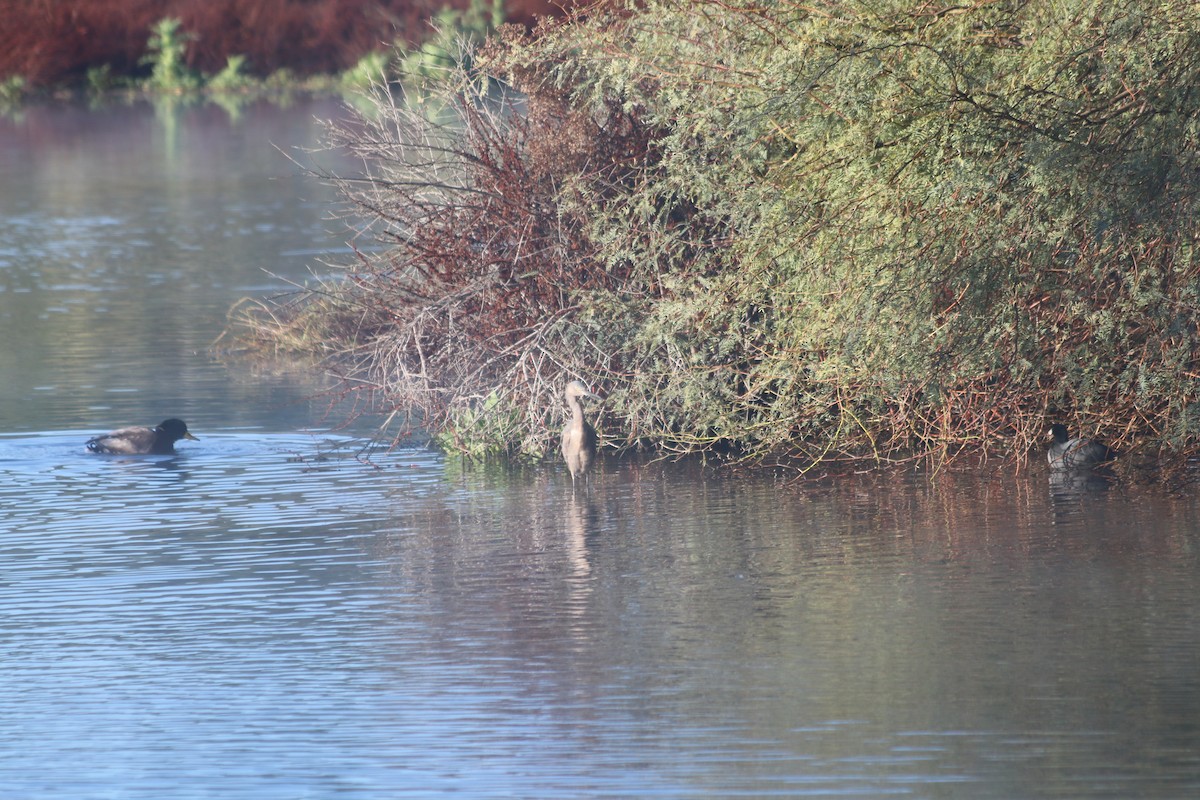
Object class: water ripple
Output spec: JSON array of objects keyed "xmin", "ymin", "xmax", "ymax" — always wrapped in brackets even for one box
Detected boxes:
[{"xmin": 1, "ymin": 434, "xmax": 1199, "ymax": 797}]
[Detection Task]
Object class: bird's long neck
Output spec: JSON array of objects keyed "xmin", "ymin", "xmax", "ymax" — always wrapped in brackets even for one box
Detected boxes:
[{"xmin": 569, "ymin": 397, "xmax": 585, "ymax": 426}]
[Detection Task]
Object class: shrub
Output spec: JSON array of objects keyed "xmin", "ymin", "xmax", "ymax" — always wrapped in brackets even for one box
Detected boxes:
[
  {"xmin": 339, "ymin": 51, "xmax": 393, "ymax": 91},
  {"xmin": 236, "ymin": 0, "xmax": 1200, "ymax": 468},
  {"xmin": 208, "ymin": 55, "xmax": 255, "ymax": 92},
  {"xmin": 489, "ymin": 0, "xmax": 1200, "ymax": 465},
  {"xmin": 85, "ymin": 65, "xmax": 117, "ymax": 93},
  {"xmin": 232, "ymin": 59, "xmax": 653, "ymax": 454},
  {"xmin": 0, "ymin": 75, "xmax": 26, "ymax": 108},
  {"xmin": 141, "ymin": 17, "xmax": 200, "ymax": 91},
  {"xmin": 398, "ymin": 0, "xmax": 505, "ymax": 80}
]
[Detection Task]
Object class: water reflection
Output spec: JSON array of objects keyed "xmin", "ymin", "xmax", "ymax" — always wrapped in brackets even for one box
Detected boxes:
[
  {"xmin": 564, "ymin": 492, "xmax": 598, "ymax": 580},
  {"xmin": 0, "ymin": 438, "xmax": 1199, "ymax": 796},
  {"xmin": 0, "ymin": 98, "xmax": 356, "ymax": 433},
  {"xmin": 3, "ymin": 101, "xmax": 1200, "ymax": 798},
  {"xmin": 1049, "ymin": 466, "xmax": 1116, "ymax": 498}
]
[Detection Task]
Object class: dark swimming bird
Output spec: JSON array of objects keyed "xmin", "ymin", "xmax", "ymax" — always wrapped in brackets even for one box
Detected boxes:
[
  {"xmin": 1047, "ymin": 423, "xmax": 1115, "ymax": 470},
  {"xmin": 561, "ymin": 381, "xmax": 600, "ymax": 487},
  {"xmin": 86, "ymin": 418, "xmax": 199, "ymax": 455}
]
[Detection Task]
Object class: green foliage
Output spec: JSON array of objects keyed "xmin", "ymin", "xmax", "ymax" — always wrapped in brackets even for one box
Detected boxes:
[
  {"xmin": 85, "ymin": 65, "xmax": 116, "ymax": 93},
  {"xmin": 246, "ymin": 0, "xmax": 1200, "ymax": 466},
  {"xmin": 340, "ymin": 51, "xmax": 392, "ymax": 90},
  {"xmin": 0, "ymin": 75, "xmax": 25, "ymax": 109},
  {"xmin": 399, "ymin": 0, "xmax": 504, "ymax": 80},
  {"xmin": 141, "ymin": 18, "xmax": 200, "ymax": 92},
  {"xmin": 488, "ymin": 0, "xmax": 1200, "ymax": 464},
  {"xmin": 263, "ymin": 68, "xmax": 298, "ymax": 90},
  {"xmin": 208, "ymin": 55, "xmax": 254, "ymax": 92},
  {"xmin": 435, "ymin": 390, "xmax": 537, "ymax": 458}
]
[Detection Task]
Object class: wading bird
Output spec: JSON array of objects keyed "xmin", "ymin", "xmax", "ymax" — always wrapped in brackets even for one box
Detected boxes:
[
  {"xmin": 86, "ymin": 418, "xmax": 199, "ymax": 455},
  {"xmin": 1047, "ymin": 423, "xmax": 1115, "ymax": 470},
  {"xmin": 561, "ymin": 381, "xmax": 600, "ymax": 488}
]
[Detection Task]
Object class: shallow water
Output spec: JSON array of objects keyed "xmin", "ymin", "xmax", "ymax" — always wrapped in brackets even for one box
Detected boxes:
[
  {"xmin": 2, "ymin": 443, "xmax": 1199, "ymax": 798},
  {"xmin": 0, "ymin": 97, "xmax": 350, "ymax": 432},
  {"xmin": 2, "ymin": 100, "xmax": 1200, "ymax": 798}
]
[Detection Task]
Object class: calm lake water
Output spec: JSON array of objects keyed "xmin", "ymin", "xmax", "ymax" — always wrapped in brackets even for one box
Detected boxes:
[{"xmin": 2, "ymin": 98, "xmax": 1200, "ymax": 799}]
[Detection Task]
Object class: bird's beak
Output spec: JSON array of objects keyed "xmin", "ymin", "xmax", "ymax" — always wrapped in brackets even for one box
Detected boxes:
[{"xmin": 184, "ymin": 432, "xmax": 199, "ymax": 441}]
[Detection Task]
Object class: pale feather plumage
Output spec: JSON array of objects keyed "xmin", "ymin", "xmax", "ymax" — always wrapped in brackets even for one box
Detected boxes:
[
  {"xmin": 560, "ymin": 381, "xmax": 599, "ymax": 485},
  {"xmin": 86, "ymin": 418, "xmax": 198, "ymax": 455}
]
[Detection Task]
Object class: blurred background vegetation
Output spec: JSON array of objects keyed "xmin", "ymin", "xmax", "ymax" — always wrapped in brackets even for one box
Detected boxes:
[{"xmin": 0, "ymin": 0, "xmax": 572, "ymax": 96}]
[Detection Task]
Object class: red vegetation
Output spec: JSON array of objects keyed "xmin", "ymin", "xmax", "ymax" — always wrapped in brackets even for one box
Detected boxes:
[{"xmin": 0, "ymin": 0, "xmax": 572, "ymax": 87}]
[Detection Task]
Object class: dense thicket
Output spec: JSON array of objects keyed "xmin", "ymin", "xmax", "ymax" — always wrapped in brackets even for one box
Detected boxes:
[{"xmin": 241, "ymin": 0, "xmax": 1200, "ymax": 468}]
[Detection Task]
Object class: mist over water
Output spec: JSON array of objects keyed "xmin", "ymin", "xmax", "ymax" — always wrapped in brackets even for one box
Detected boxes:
[{"xmin": 1, "ymin": 99, "xmax": 1199, "ymax": 799}]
